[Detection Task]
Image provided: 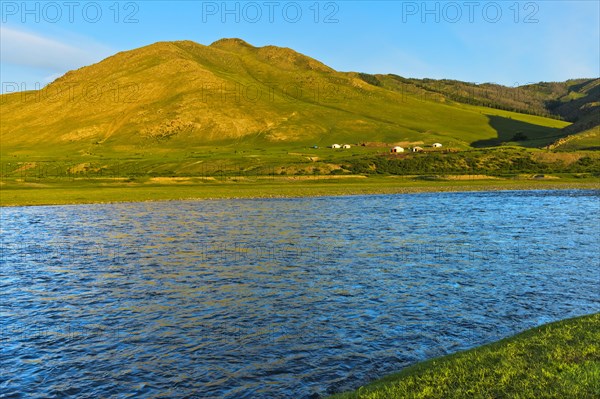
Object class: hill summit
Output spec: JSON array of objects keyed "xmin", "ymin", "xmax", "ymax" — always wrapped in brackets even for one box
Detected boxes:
[{"xmin": 210, "ymin": 37, "xmax": 255, "ymax": 48}]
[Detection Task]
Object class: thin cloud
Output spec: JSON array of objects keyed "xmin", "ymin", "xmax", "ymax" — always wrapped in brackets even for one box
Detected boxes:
[{"xmin": 0, "ymin": 26, "xmax": 112, "ymax": 72}]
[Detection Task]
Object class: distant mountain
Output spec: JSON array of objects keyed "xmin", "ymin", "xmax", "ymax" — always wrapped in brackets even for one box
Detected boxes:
[{"xmin": 0, "ymin": 39, "xmax": 576, "ymax": 158}]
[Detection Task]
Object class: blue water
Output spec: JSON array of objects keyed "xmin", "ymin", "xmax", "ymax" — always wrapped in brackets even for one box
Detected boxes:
[{"xmin": 1, "ymin": 190, "xmax": 599, "ymax": 398}]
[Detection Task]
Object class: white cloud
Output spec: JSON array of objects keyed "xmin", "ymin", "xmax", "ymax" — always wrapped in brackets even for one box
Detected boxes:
[{"xmin": 0, "ymin": 26, "xmax": 112, "ymax": 72}]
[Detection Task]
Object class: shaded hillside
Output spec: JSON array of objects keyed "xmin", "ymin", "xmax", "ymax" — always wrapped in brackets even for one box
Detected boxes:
[
  {"xmin": 1, "ymin": 39, "xmax": 570, "ymax": 158},
  {"xmin": 547, "ymin": 79, "xmax": 600, "ymax": 134}
]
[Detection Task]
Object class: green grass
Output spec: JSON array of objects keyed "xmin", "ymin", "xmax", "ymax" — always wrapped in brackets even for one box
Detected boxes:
[
  {"xmin": 328, "ymin": 313, "xmax": 600, "ymax": 399},
  {"xmin": 551, "ymin": 127, "xmax": 600, "ymax": 151},
  {"xmin": 2, "ymin": 146, "xmax": 599, "ymax": 181},
  {"xmin": 2, "ymin": 145, "xmax": 598, "ymax": 206},
  {"xmin": 1, "ymin": 175, "xmax": 598, "ymax": 207}
]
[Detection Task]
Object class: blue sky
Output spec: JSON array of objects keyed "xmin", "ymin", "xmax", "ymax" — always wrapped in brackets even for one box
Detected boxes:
[{"xmin": 1, "ymin": 1, "xmax": 599, "ymax": 92}]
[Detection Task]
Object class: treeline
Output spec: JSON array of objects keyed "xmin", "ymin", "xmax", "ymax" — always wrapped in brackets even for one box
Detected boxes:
[{"xmin": 406, "ymin": 79, "xmax": 556, "ymax": 118}]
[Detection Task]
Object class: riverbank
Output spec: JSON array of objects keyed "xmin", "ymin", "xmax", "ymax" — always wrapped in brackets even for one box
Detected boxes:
[
  {"xmin": 1, "ymin": 175, "xmax": 598, "ymax": 206},
  {"xmin": 328, "ymin": 313, "xmax": 600, "ymax": 398}
]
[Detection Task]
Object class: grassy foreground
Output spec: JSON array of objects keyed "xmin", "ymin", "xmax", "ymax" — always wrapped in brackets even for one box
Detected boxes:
[
  {"xmin": 328, "ymin": 313, "xmax": 600, "ymax": 399},
  {"xmin": 1, "ymin": 175, "xmax": 599, "ymax": 207}
]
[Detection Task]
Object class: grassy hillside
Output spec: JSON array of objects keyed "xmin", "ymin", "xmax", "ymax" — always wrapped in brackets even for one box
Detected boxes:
[
  {"xmin": 366, "ymin": 75, "xmax": 599, "ymax": 127},
  {"xmin": 549, "ymin": 127, "xmax": 600, "ymax": 151},
  {"xmin": 1, "ymin": 39, "xmax": 571, "ymax": 162}
]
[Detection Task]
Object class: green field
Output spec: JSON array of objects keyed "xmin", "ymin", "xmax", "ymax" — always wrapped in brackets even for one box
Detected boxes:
[
  {"xmin": 328, "ymin": 313, "xmax": 600, "ymax": 399},
  {"xmin": 1, "ymin": 174, "xmax": 599, "ymax": 207},
  {"xmin": 2, "ymin": 135, "xmax": 599, "ymax": 207}
]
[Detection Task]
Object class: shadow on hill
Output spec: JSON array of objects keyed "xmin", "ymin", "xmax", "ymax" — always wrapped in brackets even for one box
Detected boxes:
[
  {"xmin": 567, "ymin": 78, "xmax": 598, "ymax": 93},
  {"xmin": 471, "ymin": 115, "xmax": 568, "ymax": 148}
]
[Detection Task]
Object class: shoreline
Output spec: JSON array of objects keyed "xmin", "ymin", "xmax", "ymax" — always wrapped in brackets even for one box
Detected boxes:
[
  {"xmin": 1, "ymin": 177, "xmax": 599, "ymax": 207},
  {"xmin": 328, "ymin": 313, "xmax": 600, "ymax": 398}
]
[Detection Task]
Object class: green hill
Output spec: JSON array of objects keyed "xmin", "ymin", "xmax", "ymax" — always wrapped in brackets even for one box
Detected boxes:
[
  {"xmin": 362, "ymin": 74, "xmax": 599, "ymax": 136},
  {"xmin": 1, "ymin": 39, "xmax": 571, "ymax": 160}
]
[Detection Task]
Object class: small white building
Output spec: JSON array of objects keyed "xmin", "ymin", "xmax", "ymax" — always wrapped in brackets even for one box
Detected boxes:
[
  {"xmin": 331, "ymin": 144, "xmax": 341, "ymax": 149},
  {"xmin": 432, "ymin": 143, "xmax": 443, "ymax": 148},
  {"xmin": 391, "ymin": 146, "xmax": 404, "ymax": 153},
  {"xmin": 342, "ymin": 144, "xmax": 351, "ymax": 149},
  {"xmin": 412, "ymin": 146, "xmax": 424, "ymax": 152}
]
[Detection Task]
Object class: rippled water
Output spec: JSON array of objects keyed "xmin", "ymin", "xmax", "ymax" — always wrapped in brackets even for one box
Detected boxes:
[{"xmin": 1, "ymin": 190, "xmax": 599, "ymax": 398}]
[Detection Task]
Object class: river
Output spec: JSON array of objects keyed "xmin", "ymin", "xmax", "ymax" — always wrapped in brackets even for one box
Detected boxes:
[{"xmin": 1, "ymin": 190, "xmax": 599, "ymax": 398}]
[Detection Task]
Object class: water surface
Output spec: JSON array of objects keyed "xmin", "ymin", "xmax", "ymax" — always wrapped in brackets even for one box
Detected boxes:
[{"xmin": 1, "ymin": 190, "xmax": 599, "ymax": 398}]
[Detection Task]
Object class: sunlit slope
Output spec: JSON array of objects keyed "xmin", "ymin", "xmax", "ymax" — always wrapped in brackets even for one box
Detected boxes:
[
  {"xmin": 550, "ymin": 126, "xmax": 600, "ymax": 151},
  {"xmin": 0, "ymin": 39, "xmax": 570, "ymax": 157}
]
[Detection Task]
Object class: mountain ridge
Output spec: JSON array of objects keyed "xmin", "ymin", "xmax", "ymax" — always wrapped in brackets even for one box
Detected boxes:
[{"xmin": 1, "ymin": 38, "xmax": 589, "ymax": 157}]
